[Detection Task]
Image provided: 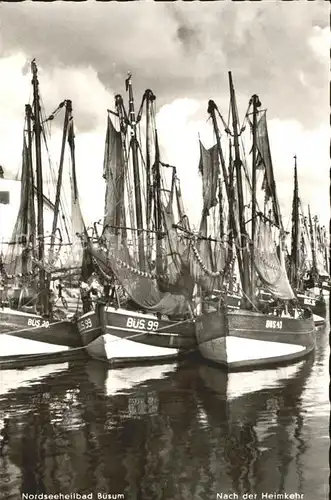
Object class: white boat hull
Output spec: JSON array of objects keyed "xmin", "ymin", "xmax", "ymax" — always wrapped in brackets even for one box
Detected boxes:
[{"xmin": 85, "ymin": 332, "xmax": 180, "ymax": 366}]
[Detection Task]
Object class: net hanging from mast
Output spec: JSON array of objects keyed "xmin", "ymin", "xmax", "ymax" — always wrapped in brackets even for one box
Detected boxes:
[
  {"xmin": 254, "ymin": 217, "xmax": 295, "ymax": 299},
  {"xmin": 94, "ymin": 99, "xmax": 193, "ymax": 316}
]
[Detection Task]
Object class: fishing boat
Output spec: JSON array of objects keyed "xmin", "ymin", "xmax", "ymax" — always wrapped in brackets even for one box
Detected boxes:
[
  {"xmin": 194, "ymin": 72, "xmax": 315, "ymax": 370},
  {"xmin": 288, "ymin": 156, "xmax": 326, "ymax": 321},
  {"xmin": 0, "ymin": 60, "xmax": 84, "ymax": 361},
  {"xmin": 77, "ymin": 74, "xmax": 196, "ymax": 365}
]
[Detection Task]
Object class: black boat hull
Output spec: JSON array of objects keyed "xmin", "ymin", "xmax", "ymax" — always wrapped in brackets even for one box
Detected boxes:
[{"xmin": 296, "ymin": 292, "xmax": 326, "ymax": 319}]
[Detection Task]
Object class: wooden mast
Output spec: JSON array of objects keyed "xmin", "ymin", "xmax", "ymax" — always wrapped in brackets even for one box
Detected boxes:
[
  {"xmin": 308, "ymin": 205, "xmax": 317, "ymax": 284},
  {"xmin": 153, "ymin": 128, "xmax": 163, "ymax": 276},
  {"xmin": 68, "ymin": 113, "xmax": 78, "ymax": 203},
  {"xmin": 145, "ymin": 90, "xmax": 152, "ymax": 233},
  {"xmin": 227, "ymin": 140, "xmax": 234, "ymax": 277},
  {"xmin": 21, "ymin": 104, "xmax": 35, "ymax": 276},
  {"xmin": 250, "ymin": 93, "xmax": 261, "ymax": 304},
  {"xmin": 228, "ymin": 71, "xmax": 250, "ymax": 304},
  {"xmin": 217, "ymin": 168, "xmax": 224, "ymax": 240},
  {"xmin": 31, "ymin": 60, "xmax": 47, "ymax": 315},
  {"xmin": 49, "ymin": 99, "xmax": 72, "ymax": 264},
  {"xmin": 290, "ymin": 155, "xmax": 300, "ymax": 289},
  {"xmin": 114, "ymin": 94, "xmax": 128, "ymax": 241},
  {"xmin": 26, "ymin": 104, "xmax": 36, "ymax": 249},
  {"xmin": 145, "ymin": 89, "xmax": 156, "ymax": 260},
  {"xmin": 126, "ymin": 73, "xmax": 145, "ymax": 268}
]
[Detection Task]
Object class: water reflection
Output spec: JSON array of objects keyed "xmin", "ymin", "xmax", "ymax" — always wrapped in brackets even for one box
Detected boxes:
[{"xmin": 0, "ymin": 324, "xmax": 328, "ymax": 499}]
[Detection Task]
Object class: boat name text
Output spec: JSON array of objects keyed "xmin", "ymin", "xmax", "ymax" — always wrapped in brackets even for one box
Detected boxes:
[
  {"xmin": 126, "ymin": 317, "xmax": 159, "ymax": 331},
  {"xmin": 265, "ymin": 320, "xmax": 283, "ymax": 329},
  {"xmin": 27, "ymin": 318, "xmax": 50, "ymax": 329},
  {"xmin": 77, "ymin": 318, "xmax": 93, "ymax": 332},
  {"xmin": 304, "ymin": 298, "xmax": 315, "ymax": 306}
]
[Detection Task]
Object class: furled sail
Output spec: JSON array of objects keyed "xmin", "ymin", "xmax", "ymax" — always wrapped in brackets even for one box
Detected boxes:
[
  {"xmin": 254, "ymin": 218, "xmax": 295, "ymax": 299},
  {"xmin": 198, "ymin": 141, "xmax": 220, "ymax": 214},
  {"xmin": 61, "ymin": 117, "xmax": 86, "ymax": 269},
  {"xmin": 301, "ymin": 216, "xmax": 313, "ymax": 272},
  {"xmin": 4, "ymin": 135, "xmax": 36, "ymax": 277},
  {"xmin": 103, "ymin": 116, "xmax": 126, "ymax": 230},
  {"xmin": 256, "ymin": 111, "xmax": 282, "ymax": 227},
  {"xmin": 314, "ymin": 221, "xmax": 329, "ymax": 278},
  {"xmin": 41, "ymin": 113, "xmax": 85, "ymax": 275},
  {"xmin": 191, "ymin": 141, "xmax": 226, "ymax": 292}
]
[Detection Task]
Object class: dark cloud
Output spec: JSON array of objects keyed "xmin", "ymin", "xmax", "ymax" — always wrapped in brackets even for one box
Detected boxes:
[{"xmin": 0, "ymin": 1, "xmax": 328, "ymax": 131}]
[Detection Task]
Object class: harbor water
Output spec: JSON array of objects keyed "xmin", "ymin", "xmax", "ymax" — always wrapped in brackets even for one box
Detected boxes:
[{"xmin": 0, "ymin": 322, "xmax": 328, "ymax": 500}]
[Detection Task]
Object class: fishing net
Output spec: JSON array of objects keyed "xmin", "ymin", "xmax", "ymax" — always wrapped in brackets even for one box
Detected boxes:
[
  {"xmin": 90, "ymin": 233, "xmax": 190, "ymax": 317},
  {"xmin": 254, "ymin": 218, "xmax": 295, "ymax": 300},
  {"xmin": 3, "ymin": 137, "xmax": 36, "ymax": 278}
]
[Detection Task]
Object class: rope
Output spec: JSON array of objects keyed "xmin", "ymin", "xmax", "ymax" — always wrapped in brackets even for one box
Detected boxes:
[
  {"xmin": 155, "ymin": 317, "xmax": 194, "ymax": 332},
  {"xmin": 92, "ymin": 254, "xmax": 168, "ymax": 282},
  {"xmin": 189, "ymin": 240, "xmax": 225, "ymax": 278},
  {"xmin": 42, "ymin": 100, "xmax": 66, "ymax": 124},
  {"xmin": 240, "ymin": 289, "xmax": 260, "ymax": 313}
]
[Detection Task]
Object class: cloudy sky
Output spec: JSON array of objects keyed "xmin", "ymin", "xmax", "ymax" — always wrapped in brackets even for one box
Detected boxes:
[{"xmin": 0, "ymin": 0, "xmax": 328, "ymax": 231}]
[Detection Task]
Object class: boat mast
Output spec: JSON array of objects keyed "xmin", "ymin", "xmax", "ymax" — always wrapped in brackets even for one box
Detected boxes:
[
  {"xmin": 228, "ymin": 71, "xmax": 250, "ymax": 302},
  {"xmin": 227, "ymin": 140, "xmax": 234, "ymax": 269},
  {"xmin": 250, "ymin": 94, "xmax": 261, "ymax": 304},
  {"xmin": 217, "ymin": 171, "xmax": 224, "ymax": 240},
  {"xmin": 49, "ymin": 99, "xmax": 72, "ymax": 264},
  {"xmin": 68, "ymin": 113, "xmax": 78, "ymax": 204},
  {"xmin": 290, "ymin": 155, "xmax": 300, "ymax": 289},
  {"xmin": 126, "ymin": 73, "xmax": 145, "ymax": 268},
  {"xmin": 145, "ymin": 90, "xmax": 153, "ymax": 232},
  {"xmin": 145, "ymin": 89, "xmax": 156, "ymax": 260},
  {"xmin": 308, "ymin": 205, "xmax": 317, "ymax": 284},
  {"xmin": 22, "ymin": 104, "xmax": 35, "ymax": 276},
  {"xmin": 31, "ymin": 60, "xmax": 46, "ymax": 315},
  {"xmin": 153, "ymin": 129, "xmax": 163, "ymax": 276}
]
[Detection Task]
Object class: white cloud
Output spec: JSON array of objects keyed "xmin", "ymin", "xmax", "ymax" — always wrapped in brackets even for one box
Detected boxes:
[
  {"xmin": 308, "ymin": 26, "xmax": 330, "ymax": 60},
  {"xmin": 268, "ymin": 119, "xmax": 329, "ymax": 226}
]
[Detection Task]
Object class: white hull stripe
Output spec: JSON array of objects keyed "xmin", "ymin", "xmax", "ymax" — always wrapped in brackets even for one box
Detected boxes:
[
  {"xmin": 0, "ymin": 334, "xmax": 69, "ymax": 357},
  {"xmin": 200, "ymin": 336, "xmax": 307, "ymax": 365},
  {"xmin": 103, "ymin": 333, "xmax": 179, "ymax": 360},
  {"xmin": 226, "ymin": 336, "xmax": 306, "ymax": 363}
]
